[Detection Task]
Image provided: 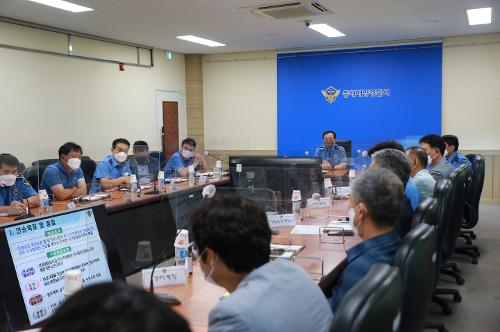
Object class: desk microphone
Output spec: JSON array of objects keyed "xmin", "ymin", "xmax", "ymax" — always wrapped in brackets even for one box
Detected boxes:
[{"xmin": 203, "ymin": 150, "xmax": 229, "ymax": 167}]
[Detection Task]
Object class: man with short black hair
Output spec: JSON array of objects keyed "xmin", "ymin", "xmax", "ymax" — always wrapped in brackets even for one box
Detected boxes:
[
  {"xmin": 190, "ymin": 195, "xmax": 333, "ymax": 332},
  {"xmin": 40, "ymin": 142, "xmax": 87, "ymax": 200},
  {"xmin": 419, "ymin": 134, "xmax": 454, "ymax": 182},
  {"xmin": 442, "ymin": 135, "xmax": 472, "ymax": 170},
  {"xmin": 406, "ymin": 147, "xmax": 436, "ymax": 200},
  {"xmin": 129, "ymin": 141, "xmax": 159, "ymax": 185},
  {"xmin": 367, "ymin": 140, "xmax": 404, "ymax": 157},
  {"xmin": 328, "ymin": 169, "xmax": 403, "ymax": 313},
  {"xmin": 0, "ymin": 154, "xmax": 39, "ymax": 214},
  {"xmin": 89, "ymin": 138, "xmax": 132, "ymax": 193},
  {"xmin": 163, "ymin": 138, "xmax": 207, "ymax": 178},
  {"xmin": 315, "ymin": 130, "xmax": 347, "ymax": 170}
]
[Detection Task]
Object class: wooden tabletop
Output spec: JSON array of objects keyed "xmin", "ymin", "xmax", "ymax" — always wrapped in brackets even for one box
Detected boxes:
[{"xmin": 163, "ymin": 199, "xmax": 360, "ymax": 331}]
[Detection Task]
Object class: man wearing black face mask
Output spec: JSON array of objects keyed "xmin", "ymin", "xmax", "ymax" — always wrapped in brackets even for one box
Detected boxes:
[{"xmin": 129, "ymin": 141, "xmax": 160, "ymax": 185}]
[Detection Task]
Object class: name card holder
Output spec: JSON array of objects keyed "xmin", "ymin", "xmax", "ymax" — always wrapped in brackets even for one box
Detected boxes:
[
  {"xmin": 318, "ymin": 226, "xmax": 346, "ymax": 244},
  {"xmin": 267, "ymin": 214, "xmax": 297, "ymax": 228},
  {"xmin": 335, "ymin": 186, "xmax": 351, "ymax": 197},
  {"xmin": 292, "ymin": 256, "xmax": 324, "ymax": 281},
  {"xmin": 306, "ymin": 197, "xmax": 332, "ymax": 209},
  {"xmin": 142, "ymin": 263, "xmax": 188, "ymax": 289}
]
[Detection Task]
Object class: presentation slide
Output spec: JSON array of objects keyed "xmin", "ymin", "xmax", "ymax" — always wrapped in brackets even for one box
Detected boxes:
[{"xmin": 4, "ymin": 208, "xmax": 112, "ymax": 325}]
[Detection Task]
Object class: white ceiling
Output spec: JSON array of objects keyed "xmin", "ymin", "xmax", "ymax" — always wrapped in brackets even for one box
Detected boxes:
[{"xmin": 0, "ymin": 0, "xmax": 499, "ymax": 54}]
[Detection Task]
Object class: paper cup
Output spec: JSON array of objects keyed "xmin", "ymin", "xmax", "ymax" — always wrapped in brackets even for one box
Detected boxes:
[{"xmin": 63, "ymin": 269, "xmax": 83, "ymax": 299}]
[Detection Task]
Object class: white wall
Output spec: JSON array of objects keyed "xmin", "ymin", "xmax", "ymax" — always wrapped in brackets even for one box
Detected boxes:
[
  {"xmin": 442, "ymin": 33, "xmax": 500, "ymax": 150},
  {"xmin": 202, "ymin": 34, "xmax": 500, "ymax": 152},
  {"xmin": 203, "ymin": 51, "xmax": 277, "ymax": 151},
  {"xmin": 0, "ymin": 22, "xmax": 186, "ymax": 165}
]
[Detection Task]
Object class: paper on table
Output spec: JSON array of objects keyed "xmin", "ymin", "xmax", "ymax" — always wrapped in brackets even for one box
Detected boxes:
[
  {"xmin": 290, "ymin": 225, "xmax": 322, "ymax": 235},
  {"xmin": 327, "ymin": 221, "xmax": 353, "ymax": 231}
]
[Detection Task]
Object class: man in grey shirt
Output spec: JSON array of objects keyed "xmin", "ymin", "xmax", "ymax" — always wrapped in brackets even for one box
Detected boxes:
[
  {"xmin": 190, "ymin": 195, "xmax": 333, "ymax": 332},
  {"xmin": 406, "ymin": 146, "xmax": 436, "ymax": 199},
  {"xmin": 419, "ymin": 134, "xmax": 454, "ymax": 182}
]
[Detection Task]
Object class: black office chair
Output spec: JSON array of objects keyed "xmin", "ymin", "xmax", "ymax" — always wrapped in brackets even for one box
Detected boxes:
[
  {"xmin": 330, "ymin": 264, "xmax": 402, "ymax": 332},
  {"xmin": 149, "ymin": 151, "xmax": 166, "ymax": 164},
  {"xmin": 32, "ymin": 159, "xmax": 58, "ymax": 167},
  {"xmin": 336, "ymin": 140, "xmax": 352, "ymax": 158},
  {"xmin": 395, "ymin": 223, "xmax": 442, "ymax": 332},
  {"xmin": 23, "ymin": 166, "xmax": 40, "ymax": 192},
  {"xmin": 431, "ymin": 179, "xmax": 461, "ymax": 315},
  {"xmin": 81, "ymin": 156, "xmax": 97, "ymax": 191},
  {"xmin": 461, "ymin": 154, "xmax": 485, "ymax": 240},
  {"xmin": 411, "ymin": 197, "xmax": 438, "ymax": 229},
  {"xmin": 395, "ymin": 197, "xmax": 414, "ymax": 238}
]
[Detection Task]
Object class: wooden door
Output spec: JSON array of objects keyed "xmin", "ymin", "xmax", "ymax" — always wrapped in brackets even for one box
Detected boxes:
[{"xmin": 162, "ymin": 101, "xmax": 179, "ymax": 160}]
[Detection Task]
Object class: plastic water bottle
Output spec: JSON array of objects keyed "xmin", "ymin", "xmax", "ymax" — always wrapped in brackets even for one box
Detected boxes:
[
  {"xmin": 215, "ymin": 160, "xmax": 223, "ymax": 180},
  {"xmin": 170, "ymin": 177, "xmax": 176, "ymax": 191},
  {"xmin": 130, "ymin": 175, "xmax": 138, "ymax": 198},
  {"xmin": 188, "ymin": 165, "xmax": 195, "ymax": 187},
  {"xmin": 41, "ymin": 198, "xmax": 50, "ymax": 214}
]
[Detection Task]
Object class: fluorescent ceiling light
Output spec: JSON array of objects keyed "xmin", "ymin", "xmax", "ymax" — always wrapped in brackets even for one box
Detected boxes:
[
  {"xmin": 467, "ymin": 7, "xmax": 492, "ymax": 25},
  {"xmin": 308, "ymin": 23, "xmax": 345, "ymax": 38},
  {"xmin": 176, "ymin": 35, "xmax": 225, "ymax": 47},
  {"xmin": 28, "ymin": 0, "xmax": 93, "ymax": 12}
]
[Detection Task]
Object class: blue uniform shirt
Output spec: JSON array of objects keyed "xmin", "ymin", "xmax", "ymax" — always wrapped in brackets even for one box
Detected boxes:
[
  {"xmin": 163, "ymin": 151, "xmax": 202, "ymax": 178},
  {"xmin": 328, "ymin": 230, "xmax": 400, "ymax": 313},
  {"xmin": 405, "ymin": 178, "xmax": 421, "ymax": 210},
  {"xmin": 315, "ymin": 144, "xmax": 347, "ymax": 167},
  {"xmin": 0, "ymin": 177, "xmax": 37, "ymax": 206},
  {"xmin": 40, "ymin": 161, "xmax": 85, "ymax": 197},
  {"xmin": 89, "ymin": 155, "xmax": 131, "ymax": 193},
  {"xmin": 447, "ymin": 151, "xmax": 472, "ymax": 170}
]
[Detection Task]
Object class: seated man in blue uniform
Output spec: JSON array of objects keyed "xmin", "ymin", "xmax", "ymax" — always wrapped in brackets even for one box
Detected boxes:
[
  {"xmin": 420, "ymin": 134, "xmax": 454, "ymax": 182},
  {"xmin": 0, "ymin": 154, "xmax": 39, "ymax": 215},
  {"xmin": 190, "ymin": 195, "xmax": 333, "ymax": 332},
  {"xmin": 315, "ymin": 130, "xmax": 347, "ymax": 170},
  {"xmin": 89, "ymin": 138, "xmax": 132, "ymax": 193},
  {"xmin": 328, "ymin": 169, "xmax": 403, "ymax": 313},
  {"xmin": 129, "ymin": 140, "xmax": 159, "ymax": 185},
  {"xmin": 40, "ymin": 142, "xmax": 87, "ymax": 200},
  {"xmin": 442, "ymin": 135, "xmax": 472, "ymax": 170},
  {"xmin": 163, "ymin": 138, "xmax": 207, "ymax": 178}
]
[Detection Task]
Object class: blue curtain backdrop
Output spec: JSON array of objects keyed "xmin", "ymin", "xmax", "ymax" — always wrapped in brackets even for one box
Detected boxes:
[{"xmin": 277, "ymin": 43, "xmax": 442, "ymax": 157}]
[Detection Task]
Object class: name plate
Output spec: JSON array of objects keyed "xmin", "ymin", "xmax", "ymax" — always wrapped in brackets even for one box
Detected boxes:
[
  {"xmin": 307, "ymin": 197, "xmax": 332, "ymax": 208},
  {"xmin": 335, "ymin": 186, "xmax": 351, "ymax": 197},
  {"xmin": 267, "ymin": 214, "xmax": 297, "ymax": 228},
  {"xmin": 142, "ymin": 265, "xmax": 188, "ymax": 288}
]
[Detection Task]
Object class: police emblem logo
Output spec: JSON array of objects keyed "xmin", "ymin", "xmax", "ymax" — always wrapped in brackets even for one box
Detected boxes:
[
  {"xmin": 321, "ymin": 86, "xmax": 340, "ymax": 104},
  {"xmin": 12, "ymin": 189, "xmax": 19, "ymax": 196}
]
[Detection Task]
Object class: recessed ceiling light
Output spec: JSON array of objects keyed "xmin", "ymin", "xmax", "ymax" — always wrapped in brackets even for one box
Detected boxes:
[
  {"xmin": 28, "ymin": 0, "xmax": 93, "ymax": 12},
  {"xmin": 176, "ymin": 35, "xmax": 225, "ymax": 47},
  {"xmin": 467, "ymin": 7, "xmax": 492, "ymax": 25},
  {"xmin": 308, "ymin": 23, "xmax": 345, "ymax": 38}
]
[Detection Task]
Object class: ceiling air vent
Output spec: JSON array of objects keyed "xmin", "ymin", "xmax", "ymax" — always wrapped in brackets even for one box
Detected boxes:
[{"xmin": 242, "ymin": 1, "xmax": 333, "ymax": 20}]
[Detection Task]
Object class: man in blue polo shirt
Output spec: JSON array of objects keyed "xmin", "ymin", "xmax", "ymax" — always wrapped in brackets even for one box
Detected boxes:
[
  {"xmin": 442, "ymin": 135, "xmax": 472, "ymax": 170},
  {"xmin": 164, "ymin": 138, "xmax": 207, "ymax": 178},
  {"xmin": 89, "ymin": 138, "xmax": 132, "ymax": 193},
  {"xmin": 40, "ymin": 142, "xmax": 87, "ymax": 200},
  {"xmin": 328, "ymin": 169, "xmax": 403, "ymax": 313},
  {"xmin": 0, "ymin": 154, "xmax": 39, "ymax": 215},
  {"xmin": 315, "ymin": 130, "xmax": 347, "ymax": 170}
]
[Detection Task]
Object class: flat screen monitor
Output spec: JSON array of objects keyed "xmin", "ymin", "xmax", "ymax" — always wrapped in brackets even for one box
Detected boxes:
[
  {"xmin": 0, "ymin": 204, "xmax": 122, "ymax": 330},
  {"xmin": 106, "ymin": 195, "xmax": 178, "ymax": 276},
  {"xmin": 228, "ymin": 156, "xmax": 324, "ymax": 211}
]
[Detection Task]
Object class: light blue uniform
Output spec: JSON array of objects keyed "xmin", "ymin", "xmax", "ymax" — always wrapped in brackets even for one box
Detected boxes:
[
  {"xmin": 40, "ymin": 161, "xmax": 85, "ymax": 197},
  {"xmin": 315, "ymin": 144, "xmax": 347, "ymax": 167},
  {"xmin": 447, "ymin": 151, "xmax": 472, "ymax": 170},
  {"xmin": 0, "ymin": 177, "xmax": 37, "ymax": 206},
  {"xmin": 89, "ymin": 155, "xmax": 131, "ymax": 193},
  {"xmin": 163, "ymin": 151, "xmax": 202, "ymax": 178},
  {"xmin": 405, "ymin": 178, "xmax": 421, "ymax": 210}
]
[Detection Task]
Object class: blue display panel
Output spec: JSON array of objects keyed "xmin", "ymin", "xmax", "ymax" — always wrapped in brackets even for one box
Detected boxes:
[{"xmin": 277, "ymin": 43, "xmax": 442, "ymax": 156}]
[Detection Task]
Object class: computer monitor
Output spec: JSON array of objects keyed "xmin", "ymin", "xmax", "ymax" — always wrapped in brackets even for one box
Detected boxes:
[
  {"xmin": 228, "ymin": 156, "xmax": 324, "ymax": 211},
  {"xmin": 0, "ymin": 204, "xmax": 122, "ymax": 330},
  {"xmin": 106, "ymin": 195, "xmax": 178, "ymax": 276}
]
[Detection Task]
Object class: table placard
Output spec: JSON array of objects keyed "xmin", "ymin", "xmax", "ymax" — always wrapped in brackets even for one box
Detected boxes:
[
  {"xmin": 335, "ymin": 186, "xmax": 351, "ymax": 197},
  {"xmin": 141, "ymin": 264, "xmax": 188, "ymax": 289},
  {"xmin": 306, "ymin": 197, "xmax": 332, "ymax": 209},
  {"xmin": 267, "ymin": 214, "xmax": 296, "ymax": 228}
]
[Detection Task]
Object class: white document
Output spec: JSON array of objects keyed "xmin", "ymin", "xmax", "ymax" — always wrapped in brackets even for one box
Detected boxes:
[{"xmin": 290, "ymin": 225, "xmax": 322, "ymax": 235}]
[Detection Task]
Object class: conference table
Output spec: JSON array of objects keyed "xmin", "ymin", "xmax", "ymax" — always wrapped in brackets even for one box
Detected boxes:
[{"xmin": 161, "ymin": 199, "xmax": 361, "ymax": 332}]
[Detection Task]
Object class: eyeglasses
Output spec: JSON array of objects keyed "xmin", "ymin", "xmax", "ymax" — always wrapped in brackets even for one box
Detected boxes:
[{"xmin": 192, "ymin": 246, "xmax": 207, "ymax": 261}]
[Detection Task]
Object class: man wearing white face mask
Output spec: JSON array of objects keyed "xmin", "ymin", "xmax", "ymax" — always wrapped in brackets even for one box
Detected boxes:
[
  {"xmin": 328, "ymin": 169, "xmax": 403, "ymax": 314},
  {"xmin": 89, "ymin": 138, "xmax": 132, "ymax": 193},
  {"xmin": 0, "ymin": 154, "xmax": 39, "ymax": 215},
  {"xmin": 163, "ymin": 138, "xmax": 207, "ymax": 178},
  {"xmin": 41, "ymin": 142, "xmax": 87, "ymax": 200},
  {"xmin": 419, "ymin": 134, "xmax": 454, "ymax": 182},
  {"xmin": 190, "ymin": 195, "xmax": 333, "ymax": 332}
]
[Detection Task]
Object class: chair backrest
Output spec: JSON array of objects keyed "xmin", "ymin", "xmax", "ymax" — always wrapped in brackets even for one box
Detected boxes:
[
  {"xmin": 432, "ymin": 179, "xmax": 452, "ymax": 272},
  {"xmin": 22, "ymin": 166, "xmax": 40, "ymax": 192},
  {"xmin": 464, "ymin": 154, "xmax": 485, "ymax": 228},
  {"xmin": 442, "ymin": 164, "xmax": 467, "ymax": 261},
  {"xmin": 336, "ymin": 140, "xmax": 352, "ymax": 158},
  {"xmin": 80, "ymin": 156, "xmax": 97, "ymax": 189},
  {"xmin": 411, "ymin": 197, "xmax": 438, "ymax": 229},
  {"xmin": 330, "ymin": 264, "xmax": 402, "ymax": 332},
  {"xmin": 32, "ymin": 159, "xmax": 58, "ymax": 167},
  {"xmin": 394, "ymin": 223, "xmax": 437, "ymax": 332},
  {"xmin": 149, "ymin": 151, "xmax": 166, "ymax": 164},
  {"xmin": 395, "ymin": 197, "xmax": 414, "ymax": 238}
]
